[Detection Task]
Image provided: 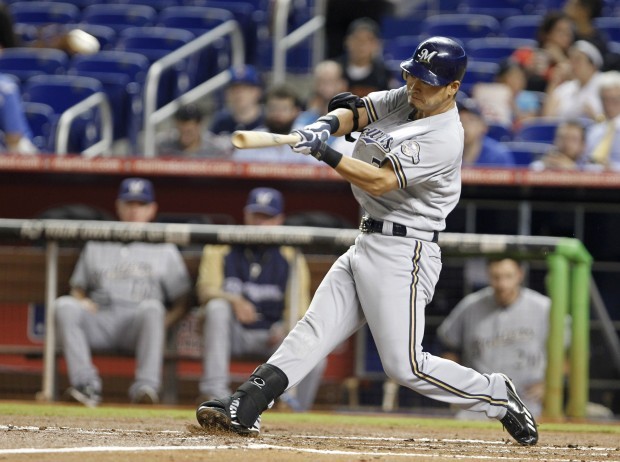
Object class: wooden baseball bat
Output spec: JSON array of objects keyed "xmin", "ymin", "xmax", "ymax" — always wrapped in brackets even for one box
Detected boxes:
[{"xmin": 231, "ymin": 131, "xmax": 301, "ymax": 149}]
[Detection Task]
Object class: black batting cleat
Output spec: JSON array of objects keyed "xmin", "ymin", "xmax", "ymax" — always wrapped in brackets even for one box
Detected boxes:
[
  {"xmin": 196, "ymin": 397, "xmax": 260, "ymax": 437},
  {"xmin": 499, "ymin": 374, "xmax": 539, "ymax": 446}
]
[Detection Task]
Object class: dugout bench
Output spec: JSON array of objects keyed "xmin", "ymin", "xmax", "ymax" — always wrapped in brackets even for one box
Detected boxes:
[{"xmin": 0, "ymin": 245, "xmax": 353, "ymax": 405}]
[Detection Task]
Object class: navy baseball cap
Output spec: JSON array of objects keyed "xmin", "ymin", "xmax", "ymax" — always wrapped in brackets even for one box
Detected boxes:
[
  {"xmin": 244, "ymin": 187, "xmax": 283, "ymax": 216},
  {"xmin": 229, "ymin": 65, "xmax": 261, "ymax": 87},
  {"xmin": 118, "ymin": 177, "xmax": 155, "ymax": 203}
]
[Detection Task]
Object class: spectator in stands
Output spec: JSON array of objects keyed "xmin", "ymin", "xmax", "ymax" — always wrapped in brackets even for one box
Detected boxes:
[
  {"xmin": 232, "ymin": 84, "xmax": 316, "ymax": 164},
  {"xmin": 54, "ymin": 178, "xmax": 192, "ymax": 407},
  {"xmin": 584, "ymin": 71, "xmax": 620, "ymax": 169},
  {"xmin": 0, "ymin": 3, "xmax": 18, "ymax": 49},
  {"xmin": 156, "ymin": 104, "xmax": 231, "ymax": 158},
  {"xmin": 0, "ymin": 74, "xmax": 38, "ymax": 155},
  {"xmin": 209, "ymin": 65, "xmax": 264, "ymax": 136},
  {"xmin": 530, "ymin": 119, "xmax": 588, "ymax": 170},
  {"xmin": 562, "ymin": 0, "xmax": 619, "ymax": 71},
  {"xmin": 511, "ymin": 12, "xmax": 575, "ymax": 93},
  {"xmin": 337, "ymin": 17, "xmax": 395, "ymax": 96},
  {"xmin": 542, "ymin": 40, "xmax": 605, "ymax": 121},
  {"xmin": 458, "ymin": 99, "xmax": 515, "ymax": 167},
  {"xmin": 196, "ymin": 187, "xmax": 326, "ymax": 410},
  {"xmin": 437, "ymin": 258, "xmax": 552, "ymax": 419},
  {"xmin": 473, "ymin": 60, "xmax": 540, "ymax": 130}
]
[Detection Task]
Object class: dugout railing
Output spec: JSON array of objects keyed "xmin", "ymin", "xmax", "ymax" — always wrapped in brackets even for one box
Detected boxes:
[{"xmin": 0, "ymin": 218, "xmax": 591, "ymax": 419}]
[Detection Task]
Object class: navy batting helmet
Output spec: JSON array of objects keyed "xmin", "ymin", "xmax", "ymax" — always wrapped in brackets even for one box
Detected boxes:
[{"xmin": 400, "ymin": 36, "xmax": 467, "ymax": 87}]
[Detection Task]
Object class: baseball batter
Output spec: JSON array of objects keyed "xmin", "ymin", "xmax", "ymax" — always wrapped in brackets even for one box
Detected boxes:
[{"xmin": 197, "ymin": 37, "xmax": 539, "ymax": 445}]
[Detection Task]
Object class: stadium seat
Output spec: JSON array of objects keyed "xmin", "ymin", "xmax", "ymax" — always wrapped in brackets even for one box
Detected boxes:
[
  {"xmin": 502, "ymin": 15, "xmax": 544, "ymax": 40},
  {"xmin": 69, "ymin": 50, "xmax": 150, "ymax": 145},
  {"xmin": 458, "ymin": 0, "xmax": 538, "ymax": 18},
  {"xmin": 81, "ymin": 4, "xmax": 157, "ymax": 33},
  {"xmin": 379, "ymin": 16, "xmax": 426, "ymax": 41},
  {"xmin": 383, "ymin": 35, "xmax": 427, "ymax": 75},
  {"xmin": 23, "ymin": 102, "xmax": 56, "ymax": 153},
  {"xmin": 113, "ymin": 0, "xmax": 179, "ymax": 12},
  {"xmin": 514, "ymin": 118, "xmax": 562, "ymax": 144},
  {"xmin": 9, "ymin": 1, "xmax": 80, "ymax": 25},
  {"xmin": 421, "ymin": 14, "xmax": 500, "ymax": 41},
  {"xmin": 54, "ymin": 0, "xmax": 98, "ymax": 9},
  {"xmin": 501, "ymin": 141, "xmax": 553, "ymax": 165},
  {"xmin": 22, "ymin": 74, "xmax": 106, "ymax": 154},
  {"xmin": 593, "ymin": 17, "xmax": 620, "ymax": 42},
  {"xmin": 118, "ymin": 26, "xmax": 196, "ymax": 107},
  {"xmin": 466, "ymin": 38, "xmax": 538, "ymax": 63},
  {"xmin": 459, "ymin": 60, "xmax": 499, "ymax": 96},
  {"xmin": 0, "ymin": 48, "xmax": 69, "ymax": 84},
  {"xmin": 487, "ymin": 123, "xmax": 514, "ymax": 143}
]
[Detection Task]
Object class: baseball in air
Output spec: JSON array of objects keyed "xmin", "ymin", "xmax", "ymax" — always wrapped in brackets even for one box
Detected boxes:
[{"xmin": 66, "ymin": 29, "xmax": 100, "ymax": 55}]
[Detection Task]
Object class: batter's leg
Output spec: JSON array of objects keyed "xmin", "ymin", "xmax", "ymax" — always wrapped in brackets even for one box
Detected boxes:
[{"xmin": 355, "ymin": 236, "xmax": 508, "ymax": 419}]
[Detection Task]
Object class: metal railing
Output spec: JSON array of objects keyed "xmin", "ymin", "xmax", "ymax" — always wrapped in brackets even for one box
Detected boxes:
[
  {"xmin": 142, "ymin": 20, "xmax": 245, "ymax": 157},
  {"xmin": 272, "ymin": 0, "xmax": 326, "ymax": 84},
  {"xmin": 55, "ymin": 92, "xmax": 113, "ymax": 157}
]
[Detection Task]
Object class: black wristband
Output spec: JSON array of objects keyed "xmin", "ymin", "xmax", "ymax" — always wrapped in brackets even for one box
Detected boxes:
[
  {"xmin": 317, "ymin": 115, "xmax": 340, "ymax": 134},
  {"xmin": 314, "ymin": 142, "xmax": 343, "ymax": 168}
]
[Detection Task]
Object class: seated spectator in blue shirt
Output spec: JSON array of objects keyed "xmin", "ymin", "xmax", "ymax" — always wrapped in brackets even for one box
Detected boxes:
[
  {"xmin": 0, "ymin": 74, "xmax": 38, "ymax": 154},
  {"xmin": 530, "ymin": 119, "xmax": 587, "ymax": 170},
  {"xmin": 458, "ymin": 99, "xmax": 515, "ymax": 167},
  {"xmin": 232, "ymin": 84, "xmax": 316, "ymax": 164},
  {"xmin": 209, "ymin": 65, "xmax": 264, "ymax": 136}
]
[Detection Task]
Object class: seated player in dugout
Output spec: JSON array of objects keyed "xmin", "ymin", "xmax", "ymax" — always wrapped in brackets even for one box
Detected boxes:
[
  {"xmin": 196, "ymin": 37, "xmax": 539, "ymax": 446},
  {"xmin": 196, "ymin": 187, "xmax": 326, "ymax": 411}
]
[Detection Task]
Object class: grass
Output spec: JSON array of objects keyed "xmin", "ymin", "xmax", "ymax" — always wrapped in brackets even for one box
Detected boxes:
[{"xmin": 2, "ymin": 401, "xmax": 618, "ymax": 434}]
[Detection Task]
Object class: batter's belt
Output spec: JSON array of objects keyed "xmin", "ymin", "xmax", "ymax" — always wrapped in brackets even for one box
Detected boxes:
[{"xmin": 359, "ymin": 216, "xmax": 439, "ymax": 243}]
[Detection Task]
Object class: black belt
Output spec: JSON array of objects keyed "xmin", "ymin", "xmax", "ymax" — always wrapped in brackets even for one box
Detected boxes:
[{"xmin": 359, "ymin": 217, "xmax": 439, "ymax": 243}]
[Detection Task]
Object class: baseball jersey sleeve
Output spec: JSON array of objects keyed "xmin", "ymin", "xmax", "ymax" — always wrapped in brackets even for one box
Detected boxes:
[
  {"xmin": 196, "ymin": 244, "xmax": 228, "ymax": 296},
  {"xmin": 69, "ymin": 242, "xmax": 93, "ymax": 292},
  {"xmin": 436, "ymin": 298, "xmax": 469, "ymax": 352},
  {"xmin": 160, "ymin": 244, "xmax": 191, "ymax": 303}
]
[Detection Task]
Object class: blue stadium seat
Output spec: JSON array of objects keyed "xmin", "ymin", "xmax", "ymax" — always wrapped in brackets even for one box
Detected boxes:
[
  {"xmin": 69, "ymin": 51, "xmax": 150, "ymax": 146},
  {"xmin": 383, "ymin": 35, "xmax": 427, "ymax": 75},
  {"xmin": 487, "ymin": 123, "xmax": 514, "ymax": 143},
  {"xmin": 514, "ymin": 118, "xmax": 562, "ymax": 144},
  {"xmin": 466, "ymin": 38, "xmax": 538, "ymax": 63},
  {"xmin": 502, "ymin": 16, "xmax": 543, "ymax": 40},
  {"xmin": 422, "ymin": 14, "xmax": 501, "ymax": 41},
  {"xmin": 158, "ymin": 6, "xmax": 234, "ymax": 83},
  {"xmin": 459, "ymin": 60, "xmax": 499, "ymax": 96},
  {"xmin": 501, "ymin": 141, "xmax": 553, "ymax": 165},
  {"xmin": 113, "ymin": 0, "xmax": 179, "ymax": 12},
  {"xmin": 593, "ymin": 17, "xmax": 620, "ymax": 42},
  {"xmin": 0, "ymin": 48, "xmax": 69, "ymax": 84},
  {"xmin": 81, "ymin": 4, "xmax": 157, "ymax": 33},
  {"xmin": 458, "ymin": 0, "xmax": 539, "ymax": 18},
  {"xmin": 379, "ymin": 16, "xmax": 426, "ymax": 41},
  {"xmin": 22, "ymin": 74, "xmax": 105, "ymax": 154},
  {"xmin": 118, "ymin": 26, "xmax": 196, "ymax": 108},
  {"xmin": 9, "ymin": 1, "xmax": 80, "ymax": 25},
  {"xmin": 23, "ymin": 102, "xmax": 56, "ymax": 153}
]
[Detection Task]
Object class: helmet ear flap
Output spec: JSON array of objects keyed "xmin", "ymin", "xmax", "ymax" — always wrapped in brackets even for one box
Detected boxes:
[{"xmin": 401, "ymin": 69, "xmax": 409, "ymax": 81}]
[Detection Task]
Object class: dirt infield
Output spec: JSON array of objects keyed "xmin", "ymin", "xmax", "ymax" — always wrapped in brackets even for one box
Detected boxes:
[{"xmin": 1, "ymin": 403, "xmax": 619, "ymax": 462}]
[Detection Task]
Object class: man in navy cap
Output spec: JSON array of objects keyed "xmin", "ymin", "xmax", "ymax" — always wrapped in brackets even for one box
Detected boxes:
[
  {"xmin": 54, "ymin": 178, "xmax": 191, "ymax": 407},
  {"xmin": 195, "ymin": 187, "xmax": 326, "ymax": 411}
]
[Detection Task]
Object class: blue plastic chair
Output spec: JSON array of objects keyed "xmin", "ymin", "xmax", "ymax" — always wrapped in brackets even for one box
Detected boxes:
[
  {"xmin": 593, "ymin": 17, "xmax": 620, "ymax": 42},
  {"xmin": 22, "ymin": 74, "xmax": 105, "ymax": 154},
  {"xmin": 422, "ymin": 14, "xmax": 501, "ymax": 41},
  {"xmin": 514, "ymin": 118, "xmax": 562, "ymax": 144},
  {"xmin": 458, "ymin": 0, "xmax": 538, "ymax": 18},
  {"xmin": 81, "ymin": 4, "xmax": 157, "ymax": 33},
  {"xmin": 0, "ymin": 48, "xmax": 69, "ymax": 84},
  {"xmin": 9, "ymin": 1, "xmax": 80, "ymax": 25},
  {"xmin": 459, "ymin": 60, "xmax": 499, "ymax": 96},
  {"xmin": 502, "ymin": 141, "xmax": 553, "ymax": 165},
  {"xmin": 502, "ymin": 16, "xmax": 543, "ymax": 40},
  {"xmin": 23, "ymin": 102, "xmax": 57, "ymax": 152},
  {"xmin": 487, "ymin": 123, "xmax": 514, "ymax": 143},
  {"xmin": 466, "ymin": 38, "xmax": 538, "ymax": 63},
  {"xmin": 69, "ymin": 51, "xmax": 150, "ymax": 145}
]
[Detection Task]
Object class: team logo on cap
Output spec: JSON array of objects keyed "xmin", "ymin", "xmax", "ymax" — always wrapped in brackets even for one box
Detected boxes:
[
  {"xmin": 417, "ymin": 49, "xmax": 438, "ymax": 64},
  {"xmin": 401, "ymin": 140, "xmax": 420, "ymax": 164},
  {"xmin": 128, "ymin": 180, "xmax": 146, "ymax": 194}
]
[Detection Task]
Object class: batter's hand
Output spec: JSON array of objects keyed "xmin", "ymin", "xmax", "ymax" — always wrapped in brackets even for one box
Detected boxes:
[{"xmin": 291, "ymin": 128, "xmax": 327, "ymax": 156}]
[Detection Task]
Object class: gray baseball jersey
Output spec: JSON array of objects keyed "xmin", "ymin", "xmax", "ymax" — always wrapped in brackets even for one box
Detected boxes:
[
  {"xmin": 55, "ymin": 241, "xmax": 191, "ymax": 397},
  {"xmin": 269, "ymin": 86, "xmax": 512, "ymax": 419},
  {"xmin": 437, "ymin": 287, "xmax": 552, "ymax": 412}
]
